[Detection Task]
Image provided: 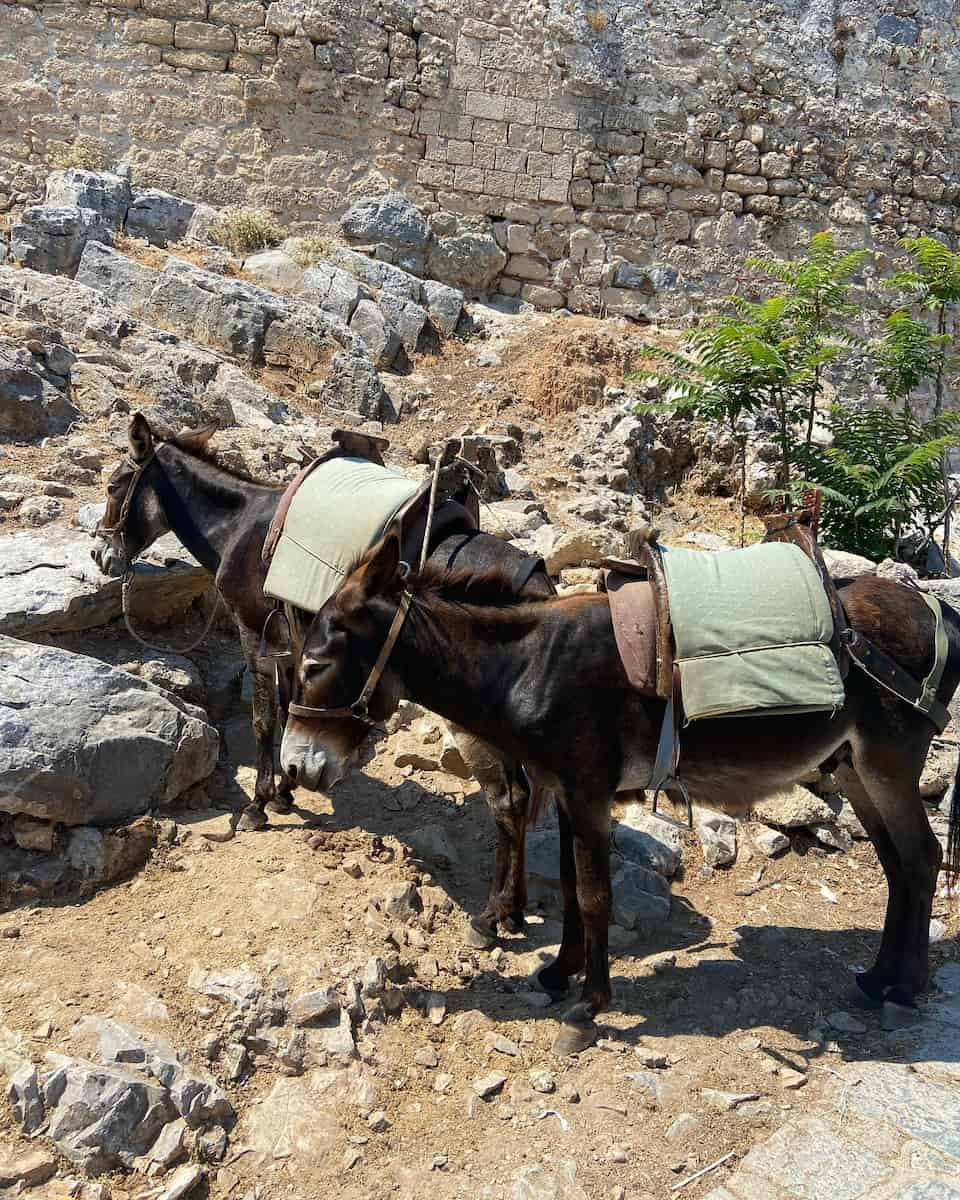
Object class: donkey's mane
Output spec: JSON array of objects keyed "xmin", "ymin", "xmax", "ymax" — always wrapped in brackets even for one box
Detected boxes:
[
  {"xmin": 413, "ymin": 559, "xmax": 542, "ymax": 608},
  {"xmin": 163, "ymin": 429, "xmax": 273, "ymax": 487}
]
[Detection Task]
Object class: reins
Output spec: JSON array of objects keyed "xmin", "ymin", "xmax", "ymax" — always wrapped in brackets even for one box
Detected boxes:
[
  {"xmin": 96, "ymin": 449, "xmax": 224, "ymax": 657},
  {"xmin": 287, "ymin": 453, "xmax": 445, "ymax": 725}
]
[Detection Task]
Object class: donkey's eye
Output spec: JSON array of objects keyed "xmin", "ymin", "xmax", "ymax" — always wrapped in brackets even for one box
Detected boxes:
[{"xmin": 303, "ymin": 660, "xmax": 331, "ymax": 681}]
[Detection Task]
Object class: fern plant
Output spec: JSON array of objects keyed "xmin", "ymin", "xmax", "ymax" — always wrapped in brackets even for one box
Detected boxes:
[
  {"xmin": 888, "ymin": 236, "xmax": 960, "ymax": 557},
  {"xmin": 630, "ymin": 300, "xmax": 808, "ymax": 543},
  {"xmin": 791, "ymin": 406, "xmax": 960, "ymax": 561},
  {"xmin": 873, "ymin": 308, "xmax": 951, "ymax": 414},
  {"xmin": 746, "ymin": 231, "xmax": 868, "ymax": 450}
]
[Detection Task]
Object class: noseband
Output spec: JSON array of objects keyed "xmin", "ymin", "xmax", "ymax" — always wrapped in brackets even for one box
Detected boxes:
[
  {"xmin": 96, "ymin": 450, "xmax": 156, "ymax": 549},
  {"xmin": 286, "ymin": 587, "xmax": 413, "ymax": 724},
  {"xmin": 94, "ymin": 446, "xmax": 223, "ymax": 656}
]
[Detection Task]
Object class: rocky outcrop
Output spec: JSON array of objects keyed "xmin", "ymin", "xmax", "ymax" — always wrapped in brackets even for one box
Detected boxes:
[
  {"xmin": 0, "ymin": 528, "xmax": 211, "ymax": 640},
  {"xmin": 0, "ymin": 636, "xmax": 219, "ymax": 826},
  {"xmin": 0, "ymin": 336, "xmax": 80, "ymax": 440},
  {"xmin": 10, "ymin": 206, "xmax": 110, "ymax": 278}
]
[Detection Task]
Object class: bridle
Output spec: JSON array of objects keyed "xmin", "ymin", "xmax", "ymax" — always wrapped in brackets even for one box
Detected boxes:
[
  {"xmin": 285, "ymin": 451, "xmax": 445, "ymax": 725},
  {"xmin": 94, "ymin": 445, "xmax": 223, "ymax": 655},
  {"xmin": 286, "ymin": 586, "xmax": 413, "ymax": 725},
  {"xmin": 96, "ymin": 449, "xmax": 156, "ymax": 553}
]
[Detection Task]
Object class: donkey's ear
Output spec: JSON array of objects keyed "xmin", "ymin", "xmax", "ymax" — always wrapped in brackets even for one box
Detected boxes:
[
  {"xmin": 340, "ymin": 533, "xmax": 401, "ymax": 616},
  {"xmin": 128, "ymin": 413, "xmax": 154, "ymax": 462},
  {"xmin": 174, "ymin": 423, "xmax": 216, "ymax": 451},
  {"xmin": 363, "ymin": 532, "xmax": 401, "ymax": 597}
]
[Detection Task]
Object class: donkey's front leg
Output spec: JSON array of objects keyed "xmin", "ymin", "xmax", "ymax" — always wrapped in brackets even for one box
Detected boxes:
[
  {"xmin": 551, "ymin": 800, "xmax": 612, "ymax": 1056},
  {"xmin": 236, "ymin": 626, "xmax": 290, "ymax": 831}
]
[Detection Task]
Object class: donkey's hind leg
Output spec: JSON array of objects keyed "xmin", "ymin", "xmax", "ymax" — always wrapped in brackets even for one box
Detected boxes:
[
  {"xmin": 236, "ymin": 625, "xmax": 284, "ymax": 832},
  {"xmin": 450, "ymin": 727, "xmax": 529, "ymax": 948},
  {"xmin": 842, "ymin": 719, "xmax": 941, "ymax": 1016}
]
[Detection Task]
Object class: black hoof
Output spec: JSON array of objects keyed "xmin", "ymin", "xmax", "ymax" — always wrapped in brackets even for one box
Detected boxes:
[
  {"xmin": 847, "ymin": 975, "xmax": 886, "ymax": 1011},
  {"xmin": 503, "ymin": 912, "xmax": 527, "ymax": 935},
  {"xmin": 552, "ymin": 1003, "xmax": 599, "ymax": 1056},
  {"xmin": 465, "ymin": 923, "xmax": 497, "ymax": 951},
  {"xmin": 535, "ymin": 965, "xmax": 571, "ymax": 1002},
  {"xmin": 267, "ymin": 795, "xmax": 294, "ymax": 815},
  {"xmin": 881, "ymin": 999, "xmax": 920, "ymax": 1031},
  {"xmin": 237, "ymin": 806, "xmax": 268, "ymax": 833}
]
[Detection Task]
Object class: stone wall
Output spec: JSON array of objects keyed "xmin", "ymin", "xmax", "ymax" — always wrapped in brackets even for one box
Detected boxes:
[{"xmin": 2, "ymin": 0, "xmax": 960, "ymax": 318}]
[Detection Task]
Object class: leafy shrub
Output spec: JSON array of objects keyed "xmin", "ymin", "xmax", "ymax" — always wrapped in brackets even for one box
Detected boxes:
[
  {"xmin": 288, "ymin": 233, "xmax": 336, "ymax": 267},
  {"xmin": 792, "ymin": 406, "xmax": 960, "ymax": 561},
  {"xmin": 211, "ymin": 207, "xmax": 284, "ymax": 256}
]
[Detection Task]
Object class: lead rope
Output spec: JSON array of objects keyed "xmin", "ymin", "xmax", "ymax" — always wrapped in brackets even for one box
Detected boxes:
[
  {"xmin": 121, "ymin": 568, "xmax": 223, "ymax": 656},
  {"xmin": 418, "ymin": 451, "xmax": 445, "ymax": 573}
]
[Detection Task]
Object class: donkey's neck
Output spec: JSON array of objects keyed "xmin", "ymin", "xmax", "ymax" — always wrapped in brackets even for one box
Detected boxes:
[
  {"xmin": 154, "ymin": 445, "xmax": 279, "ymax": 574},
  {"xmin": 387, "ymin": 596, "xmax": 544, "ymax": 745}
]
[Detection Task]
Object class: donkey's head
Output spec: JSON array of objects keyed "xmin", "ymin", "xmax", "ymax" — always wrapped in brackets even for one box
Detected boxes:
[
  {"xmin": 91, "ymin": 413, "xmax": 213, "ymax": 576},
  {"xmin": 281, "ymin": 534, "xmax": 406, "ymax": 792}
]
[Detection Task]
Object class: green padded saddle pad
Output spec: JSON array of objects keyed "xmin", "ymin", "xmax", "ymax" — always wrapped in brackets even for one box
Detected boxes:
[
  {"xmin": 264, "ymin": 455, "xmax": 421, "ymax": 613},
  {"xmin": 659, "ymin": 541, "xmax": 845, "ymax": 722}
]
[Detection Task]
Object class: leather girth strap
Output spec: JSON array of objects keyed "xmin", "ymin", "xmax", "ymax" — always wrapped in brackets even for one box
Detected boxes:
[{"xmin": 844, "ymin": 591, "xmax": 951, "ymax": 733}]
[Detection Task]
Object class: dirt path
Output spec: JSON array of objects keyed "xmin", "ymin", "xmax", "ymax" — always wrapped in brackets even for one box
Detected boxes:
[{"xmin": 2, "ymin": 702, "xmax": 957, "ymax": 1199}]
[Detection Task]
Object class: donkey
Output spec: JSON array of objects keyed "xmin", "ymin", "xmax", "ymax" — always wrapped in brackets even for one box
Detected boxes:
[
  {"xmin": 281, "ymin": 533, "xmax": 960, "ymax": 1052},
  {"xmin": 91, "ymin": 413, "xmax": 552, "ymax": 941}
]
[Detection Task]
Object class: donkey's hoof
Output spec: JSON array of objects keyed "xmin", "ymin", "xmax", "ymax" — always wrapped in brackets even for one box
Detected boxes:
[
  {"xmin": 846, "ymin": 978, "xmax": 885, "ymax": 1011},
  {"xmin": 502, "ymin": 913, "xmax": 527, "ymax": 935},
  {"xmin": 881, "ymin": 1000, "xmax": 921, "ymax": 1031},
  {"xmin": 552, "ymin": 1004, "xmax": 598, "ymax": 1057},
  {"xmin": 267, "ymin": 795, "xmax": 294, "ymax": 815},
  {"xmin": 237, "ymin": 806, "xmax": 268, "ymax": 833},
  {"xmin": 535, "ymin": 966, "xmax": 570, "ymax": 1002},
  {"xmin": 465, "ymin": 923, "xmax": 496, "ymax": 951}
]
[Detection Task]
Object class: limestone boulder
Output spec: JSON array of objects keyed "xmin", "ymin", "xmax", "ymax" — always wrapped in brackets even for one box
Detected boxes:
[
  {"xmin": 823, "ymin": 548, "xmax": 876, "ymax": 579},
  {"xmin": 349, "ymin": 299, "xmax": 402, "ymax": 368},
  {"xmin": 10, "ymin": 206, "xmax": 110, "ymax": 278},
  {"xmin": 45, "ymin": 168, "xmax": 132, "ymax": 232},
  {"xmin": 298, "ymin": 262, "xmax": 369, "ymax": 323},
  {"xmin": 75, "ymin": 240, "xmax": 158, "ymax": 315},
  {"xmin": 0, "ymin": 339, "xmax": 80, "ymax": 440},
  {"xmin": 751, "ymin": 785, "xmax": 837, "ymax": 828},
  {"xmin": 124, "ymin": 189, "xmax": 197, "ymax": 246},
  {"xmin": 426, "ymin": 232, "xmax": 507, "ymax": 291},
  {"xmin": 340, "ymin": 192, "xmax": 431, "ymax": 252},
  {"xmin": 0, "ymin": 266, "xmax": 135, "ymax": 348},
  {"xmin": 243, "ymin": 247, "xmax": 305, "ymax": 292},
  {"xmin": 0, "ymin": 636, "xmax": 219, "ymax": 826},
  {"xmin": 0, "ymin": 527, "xmax": 211, "ymax": 639},
  {"xmin": 316, "ymin": 347, "xmax": 389, "ymax": 421}
]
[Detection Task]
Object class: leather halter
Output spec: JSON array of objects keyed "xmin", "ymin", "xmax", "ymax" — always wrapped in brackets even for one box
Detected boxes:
[
  {"xmin": 96, "ymin": 450, "xmax": 156, "ymax": 543},
  {"xmin": 286, "ymin": 588, "xmax": 413, "ymax": 724}
]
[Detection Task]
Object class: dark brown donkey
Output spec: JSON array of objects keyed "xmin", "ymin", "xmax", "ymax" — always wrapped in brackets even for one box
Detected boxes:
[
  {"xmin": 91, "ymin": 414, "xmax": 551, "ymax": 939},
  {"xmin": 282, "ymin": 533, "xmax": 960, "ymax": 1052}
]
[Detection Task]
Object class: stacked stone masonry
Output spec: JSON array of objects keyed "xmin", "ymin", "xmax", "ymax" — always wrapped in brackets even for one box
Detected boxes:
[{"xmin": 2, "ymin": 0, "xmax": 959, "ymax": 317}]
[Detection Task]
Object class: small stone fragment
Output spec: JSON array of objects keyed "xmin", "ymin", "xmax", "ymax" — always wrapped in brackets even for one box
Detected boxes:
[
  {"xmin": 367, "ymin": 1109, "xmax": 391, "ymax": 1132},
  {"xmin": 415, "ymin": 1046, "xmax": 439, "ymax": 1069},
  {"xmin": 608, "ymin": 1145, "xmax": 629, "ymax": 1163},
  {"xmin": 487, "ymin": 1033, "xmax": 520, "ymax": 1057},
  {"xmin": 529, "ymin": 1069, "xmax": 556, "ymax": 1094},
  {"xmin": 665, "ymin": 1113, "xmax": 702, "ymax": 1142},
  {"xmin": 701, "ymin": 1088, "xmax": 760, "ymax": 1111},
  {"xmin": 827, "ymin": 1010, "xmax": 868, "ymax": 1034},
  {"xmin": 289, "ymin": 987, "xmax": 339, "ymax": 1026},
  {"xmin": 157, "ymin": 1164, "xmax": 205, "ymax": 1200},
  {"xmin": 427, "ymin": 992, "xmax": 447, "ymax": 1025},
  {"xmin": 755, "ymin": 827, "xmax": 790, "ymax": 857},
  {"xmin": 780, "ymin": 1068, "xmax": 807, "ymax": 1089},
  {"xmin": 0, "ymin": 1150, "xmax": 57, "ymax": 1190},
  {"xmin": 472, "ymin": 1072, "xmax": 507, "ymax": 1099}
]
